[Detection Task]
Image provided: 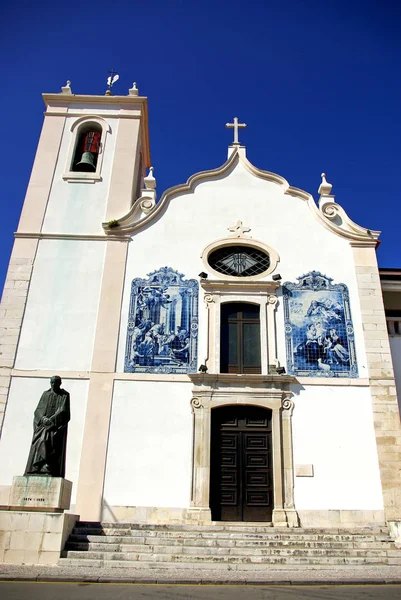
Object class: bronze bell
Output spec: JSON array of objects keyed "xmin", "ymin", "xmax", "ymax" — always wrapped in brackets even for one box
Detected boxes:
[{"xmin": 75, "ymin": 151, "xmax": 96, "ymax": 172}]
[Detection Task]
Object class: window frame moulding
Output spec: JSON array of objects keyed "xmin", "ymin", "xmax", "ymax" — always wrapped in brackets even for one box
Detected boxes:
[{"xmin": 201, "ymin": 237, "xmax": 280, "ymax": 282}]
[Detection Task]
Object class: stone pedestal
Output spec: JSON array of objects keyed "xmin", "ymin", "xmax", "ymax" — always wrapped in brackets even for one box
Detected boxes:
[
  {"xmin": 9, "ymin": 476, "xmax": 72, "ymax": 512},
  {"xmin": 0, "ymin": 476, "xmax": 77, "ymax": 564},
  {"xmin": 0, "ymin": 510, "xmax": 78, "ymax": 564}
]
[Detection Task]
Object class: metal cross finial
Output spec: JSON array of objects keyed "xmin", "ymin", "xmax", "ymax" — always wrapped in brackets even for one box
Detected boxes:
[
  {"xmin": 228, "ymin": 220, "xmax": 251, "ymax": 237},
  {"xmin": 108, "ymin": 69, "xmax": 117, "ymax": 87},
  {"xmin": 226, "ymin": 117, "xmax": 247, "ymax": 145}
]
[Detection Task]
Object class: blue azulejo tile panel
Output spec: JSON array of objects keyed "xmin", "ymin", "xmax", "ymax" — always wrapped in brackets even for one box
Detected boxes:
[
  {"xmin": 124, "ymin": 267, "xmax": 198, "ymax": 374},
  {"xmin": 283, "ymin": 271, "xmax": 358, "ymax": 378}
]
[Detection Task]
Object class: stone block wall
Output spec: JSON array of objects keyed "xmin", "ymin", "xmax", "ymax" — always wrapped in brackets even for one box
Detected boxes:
[
  {"xmin": 353, "ymin": 246, "xmax": 401, "ymax": 522},
  {"xmin": 0, "ymin": 239, "xmax": 38, "ymax": 435}
]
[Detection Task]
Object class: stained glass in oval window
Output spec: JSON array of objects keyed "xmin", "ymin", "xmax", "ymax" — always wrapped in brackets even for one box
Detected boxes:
[{"xmin": 208, "ymin": 246, "xmax": 270, "ymax": 277}]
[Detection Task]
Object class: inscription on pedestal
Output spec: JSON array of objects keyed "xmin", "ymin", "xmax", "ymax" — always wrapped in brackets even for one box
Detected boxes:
[{"xmin": 10, "ymin": 476, "xmax": 72, "ymax": 511}]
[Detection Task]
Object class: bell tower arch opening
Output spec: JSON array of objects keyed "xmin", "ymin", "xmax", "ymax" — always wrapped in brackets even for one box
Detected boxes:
[{"xmin": 72, "ymin": 124, "xmax": 102, "ymax": 173}]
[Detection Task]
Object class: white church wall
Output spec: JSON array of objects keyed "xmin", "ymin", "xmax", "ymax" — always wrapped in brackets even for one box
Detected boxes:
[
  {"xmin": 15, "ymin": 239, "xmax": 105, "ymax": 371},
  {"xmin": 390, "ymin": 336, "xmax": 401, "ymax": 413},
  {"xmin": 116, "ymin": 160, "xmax": 368, "ymax": 376},
  {"xmin": 42, "ymin": 115, "xmax": 119, "ymax": 235},
  {"xmin": 0, "ymin": 377, "xmax": 88, "ymax": 505},
  {"xmin": 103, "ymin": 380, "xmax": 193, "ymax": 508},
  {"xmin": 292, "ymin": 384, "xmax": 383, "ymax": 510}
]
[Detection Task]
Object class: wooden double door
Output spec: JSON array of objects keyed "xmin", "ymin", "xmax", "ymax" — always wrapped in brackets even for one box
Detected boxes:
[{"xmin": 210, "ymin": 405, "xmax": 273, "ymax": 522}]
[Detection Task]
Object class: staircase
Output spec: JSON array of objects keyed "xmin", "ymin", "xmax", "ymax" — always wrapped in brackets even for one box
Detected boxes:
[{"xmin": 59, "ymin": 522, "xmax": 401, "ymax": 570}]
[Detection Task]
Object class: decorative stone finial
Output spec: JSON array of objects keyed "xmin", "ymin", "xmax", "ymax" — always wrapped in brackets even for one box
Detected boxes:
[
  {"xmin": 140, "ymin": 168, "xmax": 157, "ymax": 214},
  {"xmin": 61, "ymin": 80, "xmax": 72, "ymax": 94},
  {"xmin": 129, "ymin": 82, "xmax": 139, "ymax": 96},
  {"xmin": 228, "ymin": 219, "xmax": 251, "ymax": 237},
  {"xmin": 318, "ymin": 173, "xmax": 333, "ymax": 197},
  {"xmin": 144, "ymin": 166, "xmax": 156, "ymax": 190}
]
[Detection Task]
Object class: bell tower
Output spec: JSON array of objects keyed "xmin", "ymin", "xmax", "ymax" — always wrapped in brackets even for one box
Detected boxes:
[
  {"xmin": 17, "ymin": 80, "xmax": 151, "ymax": 234},
  {"xmin": 0, "ymin": 81, "xmax": 151, "ymax": 521}
]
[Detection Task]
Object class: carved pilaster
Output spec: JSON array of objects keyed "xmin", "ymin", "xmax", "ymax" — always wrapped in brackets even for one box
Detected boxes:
[
  {"xmin": 281, "ymin": 393, "xmax": 297, "ymax": 525},
  {"xmin": 190, "ymin": 393, "xmax": 212, "ymax": 515},
  {"xmin": 203, "ymin": 292, "xmax": 217, "ymax": 373},
  {"xmin": 266, "ymin": 294, "xmax": 278, "ymax": 370}
]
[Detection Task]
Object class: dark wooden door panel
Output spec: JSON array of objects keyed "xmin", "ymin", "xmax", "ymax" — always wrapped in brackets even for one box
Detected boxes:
[
  {"xmin": 220, "ymin": 432, "xmax": 240, "ymax": 521},
  {"xmin": 210, "ymin": 405, "xmax": 273, "ymax": 522}
]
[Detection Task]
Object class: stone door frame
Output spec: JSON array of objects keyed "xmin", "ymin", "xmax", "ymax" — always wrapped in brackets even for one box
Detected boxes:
[{"xmin": 188, "ymin": 373, "xmax": 299, "ymax": 527}]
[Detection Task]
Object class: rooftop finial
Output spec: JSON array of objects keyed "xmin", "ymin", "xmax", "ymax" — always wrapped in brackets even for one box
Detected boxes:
[
  {"xmin": 61, "ymin": 80, "xmax": 72, "ymax": 94},
  {"xmin": 129, "ymin": 82, "xmax": 139, "ymax": 96},
  {"xmin": 318, "ymin": 172, "xmax": 333, "ymax": 197},
  {"xmin": 144, "ymin": 166, "xmax": 156, "ymax": 190},
  {"xmin": 226, "ymin": 117, "xmax": 247, "ymax": 146}
]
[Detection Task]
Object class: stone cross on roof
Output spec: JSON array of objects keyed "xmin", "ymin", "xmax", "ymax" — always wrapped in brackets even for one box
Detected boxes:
[{"xmin": 226, "ymin": 117, "xmax": 247, "ymax": 145}]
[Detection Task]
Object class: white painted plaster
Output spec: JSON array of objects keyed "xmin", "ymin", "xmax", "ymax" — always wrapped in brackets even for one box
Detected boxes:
[
  {"xmin": 42, "ymin": 116, "xmax": 119, "ymax": 235},
  {"xmin": 15, "ymin": 239, "xmax": 105, "ymax": 371},
  {"xmin": 291, "ymin": 385, "xmax": 383, "ymax": 510},
  {"xmin": 66, "ymin": 104, "xmax": 123, "ymax": 114},
  {"xmin": 0, "ymin": 377, "xmax": 88, "ymax": 504},
  {"xmin": 390, "ymin": 336, "xmax": 401, "ymax": 414},
  {"xmin": 103, "ymin": 380, "xmax": 193, "ymax": 508},
  {"xmin": 116, "ymin": 159, "xmax": 368, "ymax": 376}
]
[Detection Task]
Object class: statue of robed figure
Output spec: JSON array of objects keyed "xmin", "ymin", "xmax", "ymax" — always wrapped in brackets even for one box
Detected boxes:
[{"xmin": 24, "ymin": 376, "xmax": 70, "ymax": 477}]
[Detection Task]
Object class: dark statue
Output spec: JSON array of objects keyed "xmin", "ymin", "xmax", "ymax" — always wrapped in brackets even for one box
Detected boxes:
[{"xmin": 24, "ymin": 376, "xmax": 70, "ymax": 477}]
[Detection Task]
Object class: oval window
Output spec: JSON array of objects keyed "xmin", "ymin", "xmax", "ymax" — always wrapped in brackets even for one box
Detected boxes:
[{"xmin": 208, "ymin": 245, "xmax": 270, "ymax": 277}]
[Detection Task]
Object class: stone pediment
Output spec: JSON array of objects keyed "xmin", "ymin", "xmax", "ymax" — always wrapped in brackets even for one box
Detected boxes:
[{"xmin": 102, "ymin": 147, "xmax": 379, "ymax": 246}]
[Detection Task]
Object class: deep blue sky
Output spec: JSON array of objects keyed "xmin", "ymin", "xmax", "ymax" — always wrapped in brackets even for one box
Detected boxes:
[{"xmin": 1, "ymin": 0, "xmax": 400, "ymax": 294}]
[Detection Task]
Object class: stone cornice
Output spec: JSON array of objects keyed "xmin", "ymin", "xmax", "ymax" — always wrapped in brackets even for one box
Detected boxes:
[
  {"xmin": 101, "ymin": 147, "xmax": 380, "ymax": 244},
  {"xmin": 42, "ymin": 93, "xmax": 149, "ymax": 107},
  {"xmin": 189, "ymin": 373, "xmax": 297, "ymax": 387},
  {"xmin": 45, "ymin": 111, "xmax": 142, "ymax": 120},
  {"xmin": 349, "ymin": 240, "xmax": 379, "ymax": 248},
  {"xmin": 14, "ymin": 232, "xmax": 131, "ymax": 242},
  {"xmin": 8, "ymin": 369, "xmax": 371, "ymax": 386}
]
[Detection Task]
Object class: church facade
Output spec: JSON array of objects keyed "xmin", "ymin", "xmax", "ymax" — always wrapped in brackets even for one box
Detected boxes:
[{"xmin": 0, "ymin": 83, "xmax": 400, "ymax": 532}]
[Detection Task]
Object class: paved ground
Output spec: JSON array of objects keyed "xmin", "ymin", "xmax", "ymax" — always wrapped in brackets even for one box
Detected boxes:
[
  {"xmin": 1, "ymin": 564, "xmax": 401, "ymax": 585},
  {"xmin": 1, "ymin": 582, "xmax": 401, "ymax": 600}
]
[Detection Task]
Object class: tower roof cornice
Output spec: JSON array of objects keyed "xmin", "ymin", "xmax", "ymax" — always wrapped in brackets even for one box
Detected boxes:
[{"xmin": 42, "ymin": 93, "xmax": 149, "ymax": 107}]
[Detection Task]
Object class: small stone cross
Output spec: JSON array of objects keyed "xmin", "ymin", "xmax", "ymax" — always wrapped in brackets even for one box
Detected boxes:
[
  {"xmin": 226, "ymin": 117, "xmax": 247, "ymax": 145},
  {"xmin": 228, "ymin": 220, "xmax": 251, "ymax": 237}
]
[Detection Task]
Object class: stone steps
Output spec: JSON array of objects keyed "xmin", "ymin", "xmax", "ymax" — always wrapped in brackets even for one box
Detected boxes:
[
  {"xmin": 59, "ymin": 556, "xmax": 393, "ymax": 568},
  {"xmin": 69, "ymin": 529, "xmax": 390, "ymax": 542},
  {"xmin": 74, "ymin": 521, "xmax": 389, "ymax": 535},
  {"xmin": 59, "ymin": 521, "xmax": 400, "ymax": 569},
  {"xmin": 65, "ymin": 538, "xmax": 393, "ymax": 550},
  {"xmin": 64, "ymin": 547, "xmax": 389, "ymax": 559}
]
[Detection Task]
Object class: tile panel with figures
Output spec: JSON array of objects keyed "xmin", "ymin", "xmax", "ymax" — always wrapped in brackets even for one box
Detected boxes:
[
  {"xmin": 124, "ymin": 267, "xmax": 198, "ymax": 374},
  {"xmin": 283, "ymin": 271, "xmax": 358, "ymax": 377}
]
